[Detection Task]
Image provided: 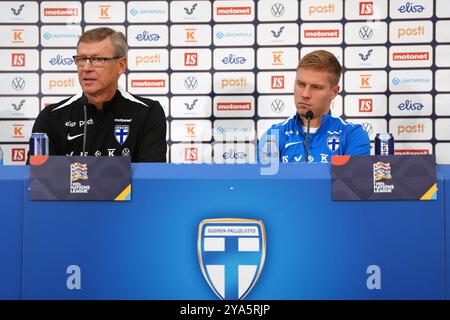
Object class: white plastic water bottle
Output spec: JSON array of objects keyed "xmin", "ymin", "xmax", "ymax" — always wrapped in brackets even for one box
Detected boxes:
[{"xmin": 0, "ymin": 145, "xmax": 3, "ymax": 166}]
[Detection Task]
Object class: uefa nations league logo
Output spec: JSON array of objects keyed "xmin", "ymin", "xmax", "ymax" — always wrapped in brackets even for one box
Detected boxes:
[{"xmin": 198, "ymin": 218, "xmax": 266, "ymax": 300}]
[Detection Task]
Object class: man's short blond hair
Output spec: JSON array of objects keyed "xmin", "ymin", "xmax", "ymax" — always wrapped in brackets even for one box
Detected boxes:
[
  {"xmin": 77, "ymin": 27, "xmax": 128, "ymax": 57},
  {"xmin": 297, "ymin": 50, "xmax": 342, "ymax": 86}
]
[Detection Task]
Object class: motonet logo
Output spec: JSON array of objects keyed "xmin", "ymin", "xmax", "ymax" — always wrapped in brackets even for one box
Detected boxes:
[
  {"xmin": 392, "ymin": 52, "xmax": 429, "ymax": 61},
  {"xmin": 304, "ymin": 29, "xmax": 339, "ymax": 38},
  {"xmin": 44, "ymin": 8, "xmax": 79, "ymax": 16},
  {"xmin": 395, "ymin": 149, "xmax": 429, "ymax": 155},
  {"xmin": 217, "ymin": 102, "xmax": 251, "ymax": 111},
  {"xmin": 216, "ymin": 6, "xmax": 252, "ymax": 15},
  {"xmin": 131, "ymin": 80, "xmax": 166, "ymax": 88}
]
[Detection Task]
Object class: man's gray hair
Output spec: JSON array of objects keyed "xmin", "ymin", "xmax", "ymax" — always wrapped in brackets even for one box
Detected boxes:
[{"xmin": 77, "ymin": 27, "xmax": 128, "ymax": 57}]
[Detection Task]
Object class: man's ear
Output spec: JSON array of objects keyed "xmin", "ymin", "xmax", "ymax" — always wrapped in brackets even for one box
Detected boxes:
[
  {"xmin": 118, "ymin": 57, "xmax": 127, "ymax": 75},
  {"xmin": 331, "ymin": 84, "xmax": 340, "ymax": 99}
]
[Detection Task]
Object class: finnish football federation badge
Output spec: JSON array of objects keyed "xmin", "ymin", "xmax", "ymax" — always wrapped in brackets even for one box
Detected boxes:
[
  {"xmin": 115, "ymin": 125, "xmax": 129, "ymax": 145},
  {"xmin": 327, "ymin": 135, "xmax": 340, "ymax": 152},
  {"xmin": 198, "ymin": 218, "xmax": 266, "ymax": 300}
]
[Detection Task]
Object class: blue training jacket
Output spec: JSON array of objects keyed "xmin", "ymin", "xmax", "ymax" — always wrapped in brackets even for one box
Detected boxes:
[{"xmin": 258, "ymin": 112, "xmax": 370, "ymax": 163}]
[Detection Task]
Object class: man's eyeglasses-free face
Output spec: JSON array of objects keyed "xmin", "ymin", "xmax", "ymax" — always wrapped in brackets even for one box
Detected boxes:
[{"xmin": 73, "ymin": 55, "xmax": 123, "ymax": 67}]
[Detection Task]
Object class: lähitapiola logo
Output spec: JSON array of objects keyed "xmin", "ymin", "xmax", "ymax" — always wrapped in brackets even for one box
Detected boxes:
[
  {"xmin": 271, "ymin": 3, "xmax": 285, "ymax": 17},
  {"xmin": 392, "ymin": 77, "xmax": 401, "ymax": 85},
  {"xmin": 198, "ymin": 218, "xmax": 266, "ymax": 300}
]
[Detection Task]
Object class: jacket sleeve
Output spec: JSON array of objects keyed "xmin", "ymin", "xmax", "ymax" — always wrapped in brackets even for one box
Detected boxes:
[
  {"xmin": 136, "ymin": 100, "xmax": 167, "ymax": 163},
  {"xmin": 344, "ymin": 124, "xmax": 371, "ymax": 156}
]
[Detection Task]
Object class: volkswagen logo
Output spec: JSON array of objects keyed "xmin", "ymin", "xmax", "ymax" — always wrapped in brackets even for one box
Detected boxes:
[
  {"xmin": 271, "ymin": 3, "xmax": 285, "ymax": 17},
  {"xmin": 271, "ymin": 99, "xmax": 285, "ymax": 113},
  {"xmin": 362, "ymin": 122, "xmax": 373, "ymax": 136},
  {"xmin": 359, "ymin": 26, "xmax": 373, "ymax": 40},
  {"xmin": 11, "ymin": 77, "xmax": 25, "ymax": 90},
  {"xmin": 184, "ymin": 76, "xmax": 198, "ymax": 90}
]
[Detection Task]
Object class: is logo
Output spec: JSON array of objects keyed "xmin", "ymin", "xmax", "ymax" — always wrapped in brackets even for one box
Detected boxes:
[
  {"xmin": 70, "ymin": 162, "xmax": 90, "ymax": 194},
  {"xmin": 271, "ymin": 3, "xmax": 285, "ymax": 17},
  {"xmin": 184, "ymin": 52, "xmax": 198, "ymax": 66},
  {"xmin": 327, "ymin": 135, "xmax": 340, "ymax": 152},
  {"xmin": 359, "ymin": 98, "xmax": 373, "ymax": 112},
  {"xmin": 359, "ymin": 49, "xmax": 373, "ymax": 61},
  {"xmin": 12, "ymin": 99, "xmax": 25, "ymax": 111},
  {"xmin": 359, "ymin": 25, "xmax": 373, "ymax": 40},
  {"xmin": 115, "ymin": 125, "xmax": 129, "ymax": 145},
  {"xmin": 184, "ymin": 147, "xmax": 198, "ymax": 161},
  {"xmin": 271, "ymin": 26, "xmax": 285, "ymax": 38},
  {"xmin": 373, "ymin": 162, "xmax": 394, "ymax": 193},
  {"xmin": 271, "ymin": 76, "xmax": 285, "ymax": 89},
  {"xmin": 184, "ymin": 76, "xmax": 198, "ymax": 90},
  {"xmin": 11, "ymin": 148, "xmax": 26, "ymax": 162},
  {"xmin": 11, "ymin": 4, "xmax": 25, "ymax": 16},
  {"xmin": 184, "ymin": 3, "xmax": 198, "ymax": 15},
  {"xmin": 11, "ymin": 77, "xmax": 25, "ymax": 90},
  {"xmin": 11, "ymin": 53, "xmax": 25, "ymax": 67},
  {"xmin": 185, "ymin": 99, "xmax": 198, "ymax": 111},
  {"xmin": 198, "ymin": 218, "xmax": 266, "ymax": 300},
  {"xmin": 359, "ymin": 1, "xmax": 373, "ymax": 16},
  {"xmin": 271, "ymin": 99, "xmax": 285, "ymax": 113}
]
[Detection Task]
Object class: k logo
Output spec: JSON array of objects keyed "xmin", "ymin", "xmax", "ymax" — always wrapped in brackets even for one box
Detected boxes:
[{"xmin": 198, "ymin": 218, "xmax": 266, "ymax": 300}]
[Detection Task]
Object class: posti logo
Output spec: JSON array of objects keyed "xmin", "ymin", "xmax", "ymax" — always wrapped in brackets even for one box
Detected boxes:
[
  {"xmin": 300, "ymin": 23, "xmax": 342, "ymax": 45},
  {"xmin": 301, "ymin": 0, "xmax": 343, "ymax": 20},
  {"xmin": 389, "ymin": 21, "xmax": 432, "ymax": 43},
  {"xmin": 41, "ymin": 73, "xmax": 79, "ymax": 94},
  {"xmin": 213, "ymin": 72, "xmax": 254, "ymax": 94},
  {"xmin": 128, "ymin": 49, "xmax": 168, "ymax": 71},
  {"xmin": 390, "ymin": 118, "xmax": 432, "ymax": 140}
]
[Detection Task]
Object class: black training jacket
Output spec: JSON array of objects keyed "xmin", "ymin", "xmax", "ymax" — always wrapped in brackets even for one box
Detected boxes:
[{"xmin": 30, "ymin": 88, "xmax": 167, "ymax": 162}]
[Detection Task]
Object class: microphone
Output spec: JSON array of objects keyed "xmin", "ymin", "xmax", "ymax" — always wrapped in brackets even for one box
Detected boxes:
[
  {"xmin": 304, "ymin": 111, "xmax": 314, "ymax": 163},
  {"xmin": 82, "ymin": 104, "xmax": 87, "ymax": 156}
]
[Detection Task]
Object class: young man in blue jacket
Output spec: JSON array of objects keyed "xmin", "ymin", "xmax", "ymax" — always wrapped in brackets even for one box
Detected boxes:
[{"xmin": 259, "ymin": 50, "xmax": 370, "ymax": 163}]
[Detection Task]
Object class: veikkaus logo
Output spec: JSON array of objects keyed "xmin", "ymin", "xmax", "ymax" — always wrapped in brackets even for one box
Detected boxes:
[
  {"xmin": 398, "ymin": 2, "xmax": 425, "ymax": 13},
  {"xmin": 397, "ymin": 99, "xmax": 424, "ymax": 111},
  {"xmin": 135, "ymin": 31, "xmax": 161, "ymax": 42}
]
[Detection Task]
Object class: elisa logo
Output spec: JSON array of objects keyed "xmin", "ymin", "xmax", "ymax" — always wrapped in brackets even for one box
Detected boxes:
[
  {"xmin": 397, "ymin": 99, "xmax": 424, "ymax": 111},
  {"xmin": 359, "ymin": 1, "xmax": 373, "ymax": 16},
  {"xmin": 11, "ymin": 53, "xmax": 25, "ymax": 67},
  {"xmin": 135, "ymin": 31, "xmax": 160, "ymax": 42},
  {"xmin": 397, "ymin": 2, "xmax": 425, "ymax": 14},
  {"xmin": 359, "ymin": 98, "xmax": 373, "ymax": 112}
]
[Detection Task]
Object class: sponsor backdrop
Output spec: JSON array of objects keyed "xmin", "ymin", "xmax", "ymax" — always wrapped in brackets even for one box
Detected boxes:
[{"xmin": 0, "ymin": 0, "xmax": 449, "ymax": 165}]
